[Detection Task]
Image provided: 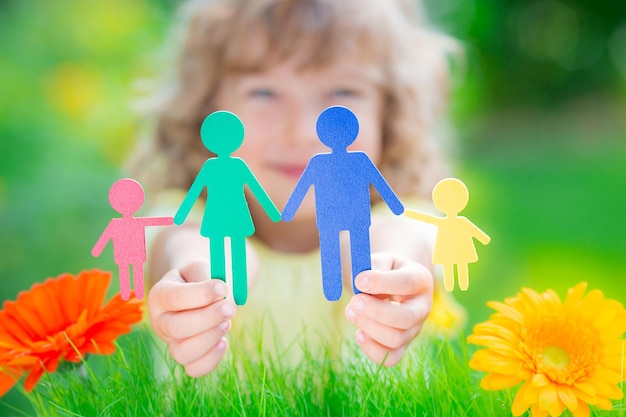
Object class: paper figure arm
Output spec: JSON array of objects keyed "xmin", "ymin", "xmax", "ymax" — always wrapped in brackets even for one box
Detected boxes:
[
  {"xmin": 282, "ymin": 163, "xmax": 315, "ymax": 222},
  {"xmin": 404, "ymin": 209, "xmax": 441, "ymax": 225},
  {"xmin": 244, "ymin": 169, "xmax": 281, "ymax": 222},
  {"xmin": 174, "ymin": 165, "xmax": 207, "ymax": 225},
  {"xmin": 141, "ymin": 216, "xmax": 175, "ymax": 227},
  {"xmin": 469, "ymin": 221, "xmax": 491, "ymax": 245},
  {"xmin": 368, "ymin": 158, "xmax": 404, "ymax": 215},
  {"xmin": 92, "ymin": 223, "xmax": 113, "ymax": 257}
]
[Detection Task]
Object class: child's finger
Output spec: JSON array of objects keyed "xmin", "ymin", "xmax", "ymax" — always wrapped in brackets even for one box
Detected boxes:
[
  {"xmin": 179, "ymin": 260, "xmax": 213, "ymax": 283},
  {"xmin": 152, "ymin": 262, "xmax": 227, "ymax": 312},
  {"xmin": 347, "ymin": 307, "xmax": 417, "ymax": 350},
  {"xmin": 354, "ymin": 263, "xmax": 432, "ymax": 297},
  {"xmin": 354, "ymin": 329, "xmax": 406, "ymax": 367},
  {"xmin": 168, "ymin": 321, "xmax": 232, "ymax": 366},
  {"xmin": 183, "ymin": 337, "xmax": 229, "ymax": 378},
  {"xmin": 153, "ymin": 277, "xmax": 226, "ymax": 312},
  {"xmin": 346, "ymin": 293, "xmax": 429, "ymax": 331},
  {"xmin": 158, "ymin": 299, "xmax": 235, "ymax": 340}
]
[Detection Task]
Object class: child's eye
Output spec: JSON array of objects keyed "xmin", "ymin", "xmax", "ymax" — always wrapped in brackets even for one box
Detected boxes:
[
  {"xmin": 249, "ymin": 88, "xmax": 276, "ymax": 99},
  {"xmin": 330, "ymin": 88, "xmax": 359, "ymax": 99}
]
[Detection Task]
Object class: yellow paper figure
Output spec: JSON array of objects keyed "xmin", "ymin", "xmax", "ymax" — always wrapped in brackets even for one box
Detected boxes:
[{"xmin": 405, "ymin": 178, "xmax": 490, "ymax": 291}]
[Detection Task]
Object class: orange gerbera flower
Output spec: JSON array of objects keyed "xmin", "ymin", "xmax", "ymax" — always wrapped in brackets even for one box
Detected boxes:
[
  {"xmin": 0, "ymin": 269, "xmax": 143, "ymax": 396},
  {"xmin": 468, "ymin": 282, "xmax": 626, "ymax": 417}
]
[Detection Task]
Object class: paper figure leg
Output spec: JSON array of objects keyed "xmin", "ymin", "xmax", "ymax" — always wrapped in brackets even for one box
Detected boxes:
[
  {"xmin": 210, "ymin": 237, "xmax": 226, "ymax": 282},
  {"xmin": 118, "ymin": 264, "xmax": 131, "ymax": 300},
  {"xmin": 443, "ymin": 264, "xmax": 455, "ymax": 292},
  {"xmin": 457, "ymin": 264, "xmax": 469, "ymax": 291},
  {"xmin": 133, "ymin": 263, "xmax": 145, "ymax": 300},
  {"xmin": 319, "ymin": 229, "xmax": 342, "ymax": 301},
  {"xmin": 349, "ymin": 227, "xmax": 372, "ymax": 295},
  {"xmin": 231, "ymin": 236, "xmax": 247, "ymax": 305}
]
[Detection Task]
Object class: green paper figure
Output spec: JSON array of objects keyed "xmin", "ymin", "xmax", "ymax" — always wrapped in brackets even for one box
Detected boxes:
[
  {"xmin": 405, "ymin": 178, "xmax": 490, "ymax": 292},
  {"xmin": 174, "ymin": 111, "xmax": 281, "ymax": 305}
]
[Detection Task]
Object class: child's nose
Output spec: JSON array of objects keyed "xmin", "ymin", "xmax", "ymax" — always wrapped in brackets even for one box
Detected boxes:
[{"xmin": 283, "ymin": 103, "xmax": 320, "ymax": 146}]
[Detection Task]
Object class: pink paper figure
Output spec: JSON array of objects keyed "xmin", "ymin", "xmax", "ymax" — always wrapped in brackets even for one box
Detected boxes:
[
  {"xmin": 92, "ymin": 178, "xmax": 173, "ymax": 300},
  {"xmin": 404, "ymin": 178, "xmax": 490, "ymax": 292}
]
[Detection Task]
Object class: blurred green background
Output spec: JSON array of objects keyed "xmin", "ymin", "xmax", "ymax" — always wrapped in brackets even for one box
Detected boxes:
[{"xmin": 1, "ymin": 0, "xmax": 625, "ymax": 414}]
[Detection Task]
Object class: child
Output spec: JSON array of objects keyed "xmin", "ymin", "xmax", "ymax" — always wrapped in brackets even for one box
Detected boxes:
[{"xmin": 134, "ymin": 0, "xmax": 466, "ymax": 378}]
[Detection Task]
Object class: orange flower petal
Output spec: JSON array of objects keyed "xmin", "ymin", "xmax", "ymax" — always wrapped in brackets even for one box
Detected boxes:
[
  {"xmin": 23, "ymin": 362, "xmax": 44, "ymax": 392},
  {"xmin": 0, "ymin": 269, "xmax": 142, "ymax": 395},
  {"xmin": 0, "ymin": 368, "xmax": 22, "ymax": 397},
  {"xmin": 6, "ymin": 355, "xmax": 39, "ymax": 367},
  {"xmin": 3, "ymin": 300, "xmax": 46, "ymax": 341}
]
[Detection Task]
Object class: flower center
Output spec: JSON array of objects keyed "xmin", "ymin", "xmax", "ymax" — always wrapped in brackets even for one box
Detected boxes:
[
  {"xmin": 541, "ymin": 346, "xmax": 570, "ymax": 370},
  {"xmin": 521, "ymin": 312, "xmax": 601, "ymax": 385}
]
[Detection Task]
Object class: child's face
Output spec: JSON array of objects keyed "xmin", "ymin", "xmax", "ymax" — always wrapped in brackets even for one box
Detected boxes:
[{"xmin": 215, "ymin": 55, "xmax": 384, "ymax": 219}]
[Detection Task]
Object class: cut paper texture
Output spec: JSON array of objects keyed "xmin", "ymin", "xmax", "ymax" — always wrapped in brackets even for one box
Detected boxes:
[
  {"xmin": 174, "ymin": 110, "xmax": 281, "ymax": 306},
  {"xmin": 92, "ymin": 178, "xmax": 174, "ymax": 300},
  {"xmin": 282, "ymin": 106, "xmax": 404, "ymax": 301},
  {"xmin": 405, "ymin": 178, "xmax": 490, "ymax": 292}
]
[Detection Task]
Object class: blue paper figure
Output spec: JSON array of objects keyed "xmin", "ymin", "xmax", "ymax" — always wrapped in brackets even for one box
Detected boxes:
[
  {"xmin": 282, "ymin": 106, "xmax": 404, "ymax": 301},
  {"xmin": 174, "ymin": 111, "xmax": 281, "ymax": 305}
]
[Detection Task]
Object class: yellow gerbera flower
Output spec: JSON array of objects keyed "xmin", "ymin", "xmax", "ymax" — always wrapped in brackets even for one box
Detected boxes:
[{"xmin": 468, "ymin": 282, "xmax": 626, "ymax": 417}]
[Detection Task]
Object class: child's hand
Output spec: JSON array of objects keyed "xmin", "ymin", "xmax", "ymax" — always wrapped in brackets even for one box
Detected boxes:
[
  {"xmin": 148, "ymin": 260, "xmax": 237, "ymax": 377},
  {"xmin": 344, "ymin": 253, "xmax": 433, "ymax": 367}
]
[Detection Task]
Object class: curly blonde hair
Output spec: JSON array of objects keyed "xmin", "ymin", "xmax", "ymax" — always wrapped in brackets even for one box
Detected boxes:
[{"xmin": 132, "ymin": 0, "xmax": 456, "ymax": 200}]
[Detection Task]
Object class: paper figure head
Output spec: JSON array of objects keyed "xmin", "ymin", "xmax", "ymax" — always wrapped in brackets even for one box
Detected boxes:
[
  {"xmin": 108, "ymin": 178, "xmax": 144, "ymax": 216},
  {"xmin": 432, "ymin": 178, "xmax": 469, "ymax": 215},
  {"xmin": 316, "ymin": 106, "xmax": 360, "ymax": 150},
  {"xmin": 201, "ymin": 110, "xmax": 245, "ymax": 156}
]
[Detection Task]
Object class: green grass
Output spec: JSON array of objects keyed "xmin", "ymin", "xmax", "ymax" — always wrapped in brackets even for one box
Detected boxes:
[{"xmin": 4, "ymin": 327, "xmax": 624, "ymax": 417}]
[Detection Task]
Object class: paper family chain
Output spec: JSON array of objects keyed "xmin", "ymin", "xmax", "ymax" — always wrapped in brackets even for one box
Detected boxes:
[{"xmin": 92, "ymin": 106, "xmax": 490, "ymax": 304}]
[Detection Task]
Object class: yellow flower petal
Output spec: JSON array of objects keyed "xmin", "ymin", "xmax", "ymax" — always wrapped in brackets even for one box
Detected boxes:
[
  {"xmin": 557, "ymin": 385, "xmax": 578, "ymax": 412},
  {"xmin": 592, "ymin": 368, "xmax": 621, "ymax": 385},
  {"xmin": 570, "ymin": 384, "xmax": 596, "ymax": 404},
  {"xmin": 564, "ymin": 282, "xmax": 588, "ymax": 309},
  {"xmin": 471, "ymin": 350, "xmax": 522, "ymax": 375},
  {"xmin": 480, "ymin": 373, "xmax": 523, "ymax": 390},
  {"xmin": 580, "ymin": 289, "xmax": 605, "ymax": 312},
  {"xmin": 538, "ymin": 384, "xmax": 558, "ymax": 410},
  {"xmin": 570, "ymin": 401, "xmax": 590, "ymax": 417},
  {"xmin": 469, "ymin": 322, "xmax": 520, "ymax": 342},
  {"xmin": 610, "ymin": 385, "xmax": 624, "ymax": 400},
  {"xmin": 592, "ymin": 396, "xmax": 613, "ymax": 410},
  {"xmin": 486, "ymin": 301, "xmax": 525, "ymax": 324},
  {"xmin": 531, "ymin": 373, "xmax": 550, "ymax": 387},
  {"xmin": 529, "ymin": 404, "xmax": 549, "ymax": 417},
  {"xmin": 593, "ymin": 309, "xmax": 616, "ymax": 330},
  {"xmin": 468, "ymin": 282, "xmax": 626, "ymax": 417},
  {"xmin": 523, "ymin": 382, "xmax": 542, "ymax": 405},
  {"xmin": 512, "ymin": 382, "xmax": 532, "ymax": 416}
]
